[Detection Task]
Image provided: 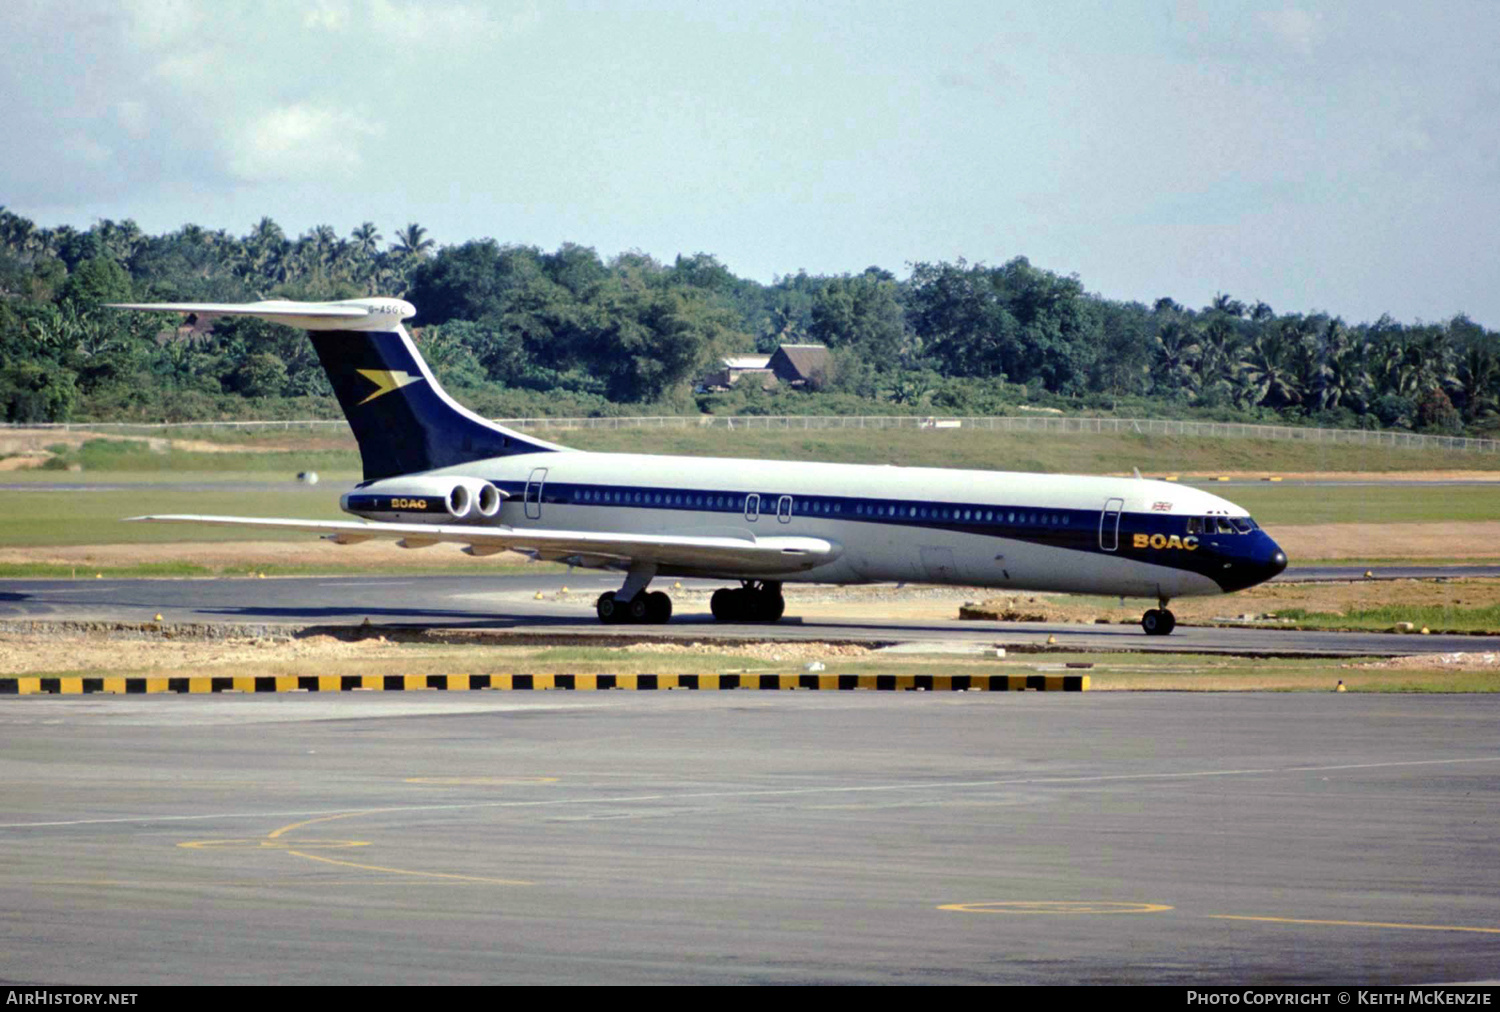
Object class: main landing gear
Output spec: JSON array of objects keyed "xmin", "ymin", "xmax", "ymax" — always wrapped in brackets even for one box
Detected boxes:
[
  {"xmin": 596, "ymin": 589, "xmax": 672, "ymax": 624},
  {"xmin": 710, "ymin": 581, "xmax": 785, "ymax": 623},
  {"xmin": 592, "ymin": 569, "xmax": 787, "ymax": 625},
  {"xmin": 595, "ymin": 562, "xmax": 672, "ymax": 625},
  {"xmin": 1141, "ymin": 596, "xmax": 1177, "ymax": 636}
]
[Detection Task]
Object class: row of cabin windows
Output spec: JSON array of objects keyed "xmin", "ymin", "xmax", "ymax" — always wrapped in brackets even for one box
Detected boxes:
[
  {"xmin": 575, "ymin": 488, "xmax": 738, "ymax": 509},
  {"xmin": 552, "ymin": 486, "xmax": 1261, "ymax": 537},
  {"xmin": 856, "ymin": 503, "xmax": 1070, "ymax": 526},
  {"xmin": 564, "ymin": 486, "xmax": 1073, "ymax": 526}
]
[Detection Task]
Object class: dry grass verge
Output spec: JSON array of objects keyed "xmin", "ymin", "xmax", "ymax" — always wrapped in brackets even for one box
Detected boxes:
[
  {"xmin": 961, "ymin": 577, "xmax": 1500, "ymax": 632},
  {"xmin": 4, "ymin": 621, "xmax": 1500, "ymax": 691}
]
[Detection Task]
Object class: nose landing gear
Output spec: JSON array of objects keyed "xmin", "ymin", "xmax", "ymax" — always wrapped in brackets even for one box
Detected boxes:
[{"xmin": 1141, "ymin": 596, "xmax": 1177, "ymax": 636}]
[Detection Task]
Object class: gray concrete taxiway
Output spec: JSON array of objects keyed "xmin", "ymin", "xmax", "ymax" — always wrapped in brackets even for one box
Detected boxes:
[
  {"xmin": 5, "ymin": 571, "xmax": 1500, "ymax": 656},
  {"xmin": 2, "ymin": 692, "xmax": 1498, "ymax": 985}
]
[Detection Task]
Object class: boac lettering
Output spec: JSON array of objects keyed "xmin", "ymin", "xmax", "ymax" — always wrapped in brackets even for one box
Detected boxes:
[{"xmin": 1133, "ymin": 533, "xmax": 1198, "ymax": 550}]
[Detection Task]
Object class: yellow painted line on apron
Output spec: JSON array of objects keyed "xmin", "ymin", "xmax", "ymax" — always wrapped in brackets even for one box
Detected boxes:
[
  {"xmin": 284, "ymin": 849, "xmax": 532, "ymax": 886},
  {"xmin": 267, "ymin": 810, "xmax": 373, "ymax": 840}
]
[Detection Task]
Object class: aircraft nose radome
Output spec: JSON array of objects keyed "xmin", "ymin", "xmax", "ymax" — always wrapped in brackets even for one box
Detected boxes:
[{"xmin": 1264, "ymin": 544, "xmax": 1289, "ymax": 580}]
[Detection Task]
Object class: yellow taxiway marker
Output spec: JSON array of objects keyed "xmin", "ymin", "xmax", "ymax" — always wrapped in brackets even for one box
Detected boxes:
[{"xmin": 3, "ymin": 672, "xmax": 1088, "ymax": 694}]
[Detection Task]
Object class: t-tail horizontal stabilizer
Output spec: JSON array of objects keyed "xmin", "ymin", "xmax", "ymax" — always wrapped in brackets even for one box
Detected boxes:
[
  {"xmin": 107, "ymin": 298, "xmax": 564, "ymax": 481},
  {"xmin": 106, "ymin": 298, "xmax": 416, "ymax": 332}
]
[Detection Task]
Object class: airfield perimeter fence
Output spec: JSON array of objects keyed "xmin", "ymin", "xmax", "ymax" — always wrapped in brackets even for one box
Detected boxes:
[{"xmin": 6, "ymin": 415, "xmax": 1500, "ymax": 454}]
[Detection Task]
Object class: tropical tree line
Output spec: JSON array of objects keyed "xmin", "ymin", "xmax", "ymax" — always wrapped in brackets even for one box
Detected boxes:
[{"xmin": 1, "ymin": 207, "xmax": 1495, "ymax": 435}]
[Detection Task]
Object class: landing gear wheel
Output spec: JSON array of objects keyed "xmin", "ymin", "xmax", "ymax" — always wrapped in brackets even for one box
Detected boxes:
[
  {"xmin": 596, "ymin": 592, "xmax": 622, "ymax": 624},
  {"xmin": 1141, "ymin": 608, "xmax": 1177, "ymax": 636},
  {"xmin": 710, "ymin": 584, "xmax": 785, "ymax": 622},
  {"xmin": 645, "ymin": 591, "xmax": 673, "ymax": 624},
  {"xmin": 626, "ymin": 595, "xmax": 651, "ymax": 623}
]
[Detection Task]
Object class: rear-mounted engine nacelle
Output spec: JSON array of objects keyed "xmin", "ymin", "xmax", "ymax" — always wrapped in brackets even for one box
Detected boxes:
[{"xmin": 341, "ymin": 476, "xmax": 504, "ymax": 523}]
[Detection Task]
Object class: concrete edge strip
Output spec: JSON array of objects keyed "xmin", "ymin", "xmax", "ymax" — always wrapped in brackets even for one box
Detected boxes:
[{"xmin": 0, "ymin": 673, "xmax": 1088, "ymax": 695}]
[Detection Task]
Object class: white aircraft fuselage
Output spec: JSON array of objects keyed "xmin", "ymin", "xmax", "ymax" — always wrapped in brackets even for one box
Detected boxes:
[{"xmin": 416, "ymin": 449, "xmax": 1285, "ymax": 600}]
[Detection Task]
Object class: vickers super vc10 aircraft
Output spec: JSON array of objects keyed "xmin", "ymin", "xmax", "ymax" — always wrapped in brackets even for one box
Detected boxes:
[{"xmin": 110, "ymin": 297, "xmax": 1288, "ymax": 634}]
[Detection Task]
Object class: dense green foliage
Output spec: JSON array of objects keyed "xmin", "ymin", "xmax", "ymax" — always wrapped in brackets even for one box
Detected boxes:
[{"xmin": 2, "ymin": 207, "xmax": 1497, "ymax": 434}]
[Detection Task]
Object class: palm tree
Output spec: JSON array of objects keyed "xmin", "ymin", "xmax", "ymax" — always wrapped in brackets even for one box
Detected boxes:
[
  {"xmin": 392, "ymin": 222, "xmax": 435, "ymax": 259},
  {"xmin": 0, "ymin": 208, "xmax": 37, "ymax": 254},
  {"xmin": 1209, "ymin": 292, "xmax": 1247, "ymax": 318},
  {"xmin": 1453, "ymin": 343, "xmax": 1500, "ymax": 423},
  {"xmin": 95, "ymin": 219, "xmax": 143, "ymax": 263},
  {"xmin": 1197, "ymin": 315, "xmax": 1242, "ymax": 392},
  {"xmin": 351, "ymin": 221, "xmax": 382, "ymax": 257},
  {"xmin": 250, "ymin": 216, "xmax": 285, "ymax": 248},
  {"xmin": 1152, "ymin": 320, "xmax": 1202, "ymax": 400},
  {"xmin": 1238, "ymin": 336, "xmax": 1303, "ymax": 408},
  {"xmin": 1306, "ymin": 317, "xmax": 1370, "ymax": 413},
  {"xmin": 306, "ymin": 224, "xmax": 343, "ymax": 276},
  {"xmin": 239, "ymin": 217, "xmax": 286, "ymax": 284}
]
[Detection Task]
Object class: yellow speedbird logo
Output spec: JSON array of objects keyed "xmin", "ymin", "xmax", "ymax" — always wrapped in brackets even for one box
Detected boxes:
[
  {"xmin": 356, "ymin": 369, "xmax": 423, "ymax": 405},
  {"xmin": 1133, "ymin": 534, "xmax": 1199, "ymax": 551}
]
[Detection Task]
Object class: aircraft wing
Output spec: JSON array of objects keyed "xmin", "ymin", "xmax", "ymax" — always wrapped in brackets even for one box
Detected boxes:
[{"xmin": 126, "ymin": 515, "xmax": 842, "ymax": 574}]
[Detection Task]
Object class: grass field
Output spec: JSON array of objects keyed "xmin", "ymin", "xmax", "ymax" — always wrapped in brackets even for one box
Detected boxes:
[
  {"xmin": 35, "ymin": 438, "xmax": 360, "ymax": 473},
  {"xmin": 1271, "ymin": 603, "xmax": 1500, "ymax": 633},
  {"xmin": 2, "ymin": 483, "xmax": 346, "ymax": 547},
  {"xmin": 1210, "ymin": 484, "xmax": 1500, "ymax": 525},
  {"xmin": 557, "ymin": 427, "xmax": 1500, "ymax": 475},
  {"xmin": 8, "ymin": 426, "xmax": 1500, "ymax": 476}
]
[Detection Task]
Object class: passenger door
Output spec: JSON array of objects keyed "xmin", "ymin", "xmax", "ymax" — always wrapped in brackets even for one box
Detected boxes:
[
  {"xmin": 1099, "ymin": 497, "xmax": 1124, "ymax": 551},
  {"xmin": 524, "ymin": 467, "xmax": 547, "ymax": 520}
]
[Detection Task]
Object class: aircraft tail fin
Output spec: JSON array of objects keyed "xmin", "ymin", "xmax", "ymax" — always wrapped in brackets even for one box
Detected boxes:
[{"xmin": 108, "ymin": 298, "xmax": 562, "ymax": 481}]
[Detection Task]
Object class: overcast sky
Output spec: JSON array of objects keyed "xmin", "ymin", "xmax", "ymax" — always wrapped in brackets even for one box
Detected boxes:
[{"xmin": 3, "ymin": 1, "xmax": 1497, "ymax": 326}]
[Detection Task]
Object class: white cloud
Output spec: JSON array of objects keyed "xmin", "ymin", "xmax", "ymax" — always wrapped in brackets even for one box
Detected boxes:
[
  {"xmin": 120, "ymin": 0, "xmax": 205, "ymax": 49},
  {"xmin": 369, "ymin": 0, "xmax": 538, "ymax": 47},
  {"xmin": 1257, "ymin": 8, "xmax": 1324, "ymax": 56},
  {"xmin": 304, "ymin": 1, "xmax": 352, "ymax": 31},
  {"xmin": 227, "ymin": 103, "xmax": 384, "ymax": 182}
]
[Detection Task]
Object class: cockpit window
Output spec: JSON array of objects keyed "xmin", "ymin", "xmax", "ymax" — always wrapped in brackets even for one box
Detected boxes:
[
  {"xmin": 1216, "ymin": 517, "xmax": 1236, "ymax": 534},
  {"xmin": 1232, "ymin": 517, "xmax": 1254, "ymax": 533},
  {"xmin": 1186, "ymin": 517, "xmax": 1202, "ymax": 534}
]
